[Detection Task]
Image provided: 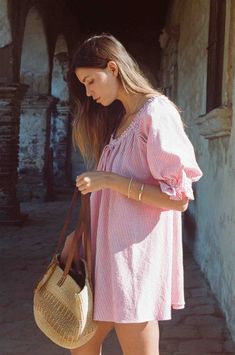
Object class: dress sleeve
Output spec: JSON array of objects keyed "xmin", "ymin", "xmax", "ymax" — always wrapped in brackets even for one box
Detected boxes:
[{"xmin": 144, "ymin": 96, "xmax": 203, "ymax": 201}]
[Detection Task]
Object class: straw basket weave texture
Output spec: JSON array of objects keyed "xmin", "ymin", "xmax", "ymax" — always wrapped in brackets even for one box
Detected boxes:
[{"xmin": 33, "ymin": 254, "xmax": 97, "ymax": 349}]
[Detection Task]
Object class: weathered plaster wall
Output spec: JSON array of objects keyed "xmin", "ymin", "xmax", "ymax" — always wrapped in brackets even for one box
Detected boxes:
[
  {"xmin": 51, "ymin": 35, "xmax": 73, "ymax": 188},
  {"xmin": 52, "ymin": 35, "xmax": 69, "ymax": 102},
  {"xmin": 51, "ymin": 104, "xmax": 72, "ymax": 188},
  {"xmin": 0, "ymin": 0, "xmax": 12, "ymax": 48},
  {"xmin": 19, "ymin": 101, "xmax": 48, "ymax": 173},
  {"xmin": 18, "ymin": 6, "xmax": 52, "ymax": 200},
  {"xmin": 18, "ymin": 96, "xmax": 53, "ymax": 200},
  {"xmin": 20, "ymin": 6, "xmax": 49, "ymax": 95},
  {"xmin": 165, "ymin": 0, "xmax": 235, "ymax": 340}
]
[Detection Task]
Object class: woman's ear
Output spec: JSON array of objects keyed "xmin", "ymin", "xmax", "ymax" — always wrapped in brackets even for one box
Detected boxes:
[{"xmin": 107, "ymin": 60, "xmax": 118, "ymax": 77}]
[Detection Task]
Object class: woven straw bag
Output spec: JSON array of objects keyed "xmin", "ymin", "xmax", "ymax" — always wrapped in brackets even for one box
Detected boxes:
[{"xmin": 33, "ymin": 190, "xmax": 97, "ymax": 349}]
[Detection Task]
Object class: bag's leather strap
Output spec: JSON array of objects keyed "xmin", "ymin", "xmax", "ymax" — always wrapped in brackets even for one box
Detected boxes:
[{"xmin": 54, "ymin": 188, "xmax": 92, "ymax": 286}]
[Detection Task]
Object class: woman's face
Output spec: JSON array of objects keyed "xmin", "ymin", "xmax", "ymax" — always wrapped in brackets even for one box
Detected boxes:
[{"xmin": 75, "ymin": 61, "xmax": 120, "ymax": 106}]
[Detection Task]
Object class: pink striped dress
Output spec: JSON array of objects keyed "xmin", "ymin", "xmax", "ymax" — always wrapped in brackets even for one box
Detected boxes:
[{"xmin": 90, "ymin": 94, "xmax": 203, "ymax": 322}]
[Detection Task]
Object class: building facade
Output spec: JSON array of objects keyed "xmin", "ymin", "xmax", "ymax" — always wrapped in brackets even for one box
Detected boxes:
[{"xmin": 0, "ymin": 0, "xmax": 234, "ymax": 342}]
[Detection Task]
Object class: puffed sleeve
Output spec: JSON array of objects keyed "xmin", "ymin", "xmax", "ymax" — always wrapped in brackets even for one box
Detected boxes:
[{"xmin": 144, "ymin": 95, "xmax": 203, "ymax": 200}]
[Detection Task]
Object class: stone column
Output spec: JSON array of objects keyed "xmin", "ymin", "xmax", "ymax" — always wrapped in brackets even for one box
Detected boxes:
[
  {"xmin": 0, "ymin": 84, "xmax": 27, "ymax": 224},
  {"xmin": 18, "ymin": 95, "xmax": 55, "ymax": 201},
  {"xmin": 158, "ymin": 26, "xmax": 180, "ymax": 101},
  {"xmin": 51, "ymin": 101, "xmax": 72, "ymax": 190}
]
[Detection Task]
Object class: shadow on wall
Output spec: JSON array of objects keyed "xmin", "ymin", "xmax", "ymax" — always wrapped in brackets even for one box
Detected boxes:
[
  {"xmin": 183, "ymin": 184, "xmax": 198, "ymax": 250},
  {"xmin": 183, "ymin": 209, "xmax": 197, "ymax": 250}
]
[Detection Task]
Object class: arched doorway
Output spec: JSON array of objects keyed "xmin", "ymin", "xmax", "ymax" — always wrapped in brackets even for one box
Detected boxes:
[{"xmin": 18, "ymin": 6, "xmax": 54, "ymax": 201}]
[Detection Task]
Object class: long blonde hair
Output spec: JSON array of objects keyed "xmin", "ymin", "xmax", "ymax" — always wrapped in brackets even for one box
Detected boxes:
[{"xmin": 68, "ymin": 33, "xmax": 162, "ymax": 166}]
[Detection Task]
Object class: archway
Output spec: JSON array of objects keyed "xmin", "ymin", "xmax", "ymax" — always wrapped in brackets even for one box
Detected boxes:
[{"xmin": 18, "ymin": 6, "xmax": 54, "ymax": 201}]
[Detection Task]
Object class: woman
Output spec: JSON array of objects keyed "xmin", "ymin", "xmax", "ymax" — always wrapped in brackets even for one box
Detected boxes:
[{"xmin": 63, "ymin": 33, "xmax": 203, "ymax": 355}]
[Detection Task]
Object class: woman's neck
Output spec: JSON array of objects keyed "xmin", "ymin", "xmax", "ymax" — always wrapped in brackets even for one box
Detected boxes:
[{"xmin": 117, "ymin": 91, "xmax": 144, "ymax": 115}]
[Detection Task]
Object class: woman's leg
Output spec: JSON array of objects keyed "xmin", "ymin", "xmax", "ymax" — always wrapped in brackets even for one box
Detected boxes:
[
  {"xmin": 61, "ymin": 234, "xmax": 114, "ymax": 354},
  {"xmin": 70, "ymin": 321, "xmax": 114, "ymax": 355},
  {"xmin": 114, "ymin": 321, "xmax": 160, "ymax": 355}
]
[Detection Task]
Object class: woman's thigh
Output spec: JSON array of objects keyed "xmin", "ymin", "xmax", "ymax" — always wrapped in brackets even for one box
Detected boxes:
[
  {"xmin": 114, "ymin": 321, "xmax": 160, "ymax": 355},
  {"xmin": 70, "ymin": 321, "xmax": 114, "ymax": 355}
]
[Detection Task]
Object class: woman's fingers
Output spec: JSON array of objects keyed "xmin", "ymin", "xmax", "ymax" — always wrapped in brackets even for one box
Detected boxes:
[
  {"xmin": 76, "ymin": 176, "xmax": 91, "ymax": 191},
  {"xmin": 75, "ymin": 171, "xmax": 104, "ymax": 193}
]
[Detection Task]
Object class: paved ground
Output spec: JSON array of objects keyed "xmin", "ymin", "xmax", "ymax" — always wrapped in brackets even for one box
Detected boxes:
[{"xmin": 0, "ymin": 192, "xmax": 235, "ymax": 355}]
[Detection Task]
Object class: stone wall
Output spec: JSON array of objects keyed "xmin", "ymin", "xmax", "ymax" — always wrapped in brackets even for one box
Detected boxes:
[
  {"xmin": 18, "ymin": 95, "xmax": 54, "ymax": 201},
  {"xmin": 0, "ymin": 0, "xmax": 12, "ymax": 48},
  {"xmin": 51, "ymin": 34, "xmax": 74, "ymax": 190},
  {"xmin": 161, "ymin": 0, "xmax": 235, "ymax": 340},
  {"xmin": 20, "ymin": 6, "xmax": 49, "ymax": 95}
]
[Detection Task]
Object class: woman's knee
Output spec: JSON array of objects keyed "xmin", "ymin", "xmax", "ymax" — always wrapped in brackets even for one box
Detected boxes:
[
  {"xmin": 70, "ymin": 321, "xmax": 114, "ymax": 355},
  {"xmin": 114, "ymin": 321, "xmax": 159, "ymax": 355}
]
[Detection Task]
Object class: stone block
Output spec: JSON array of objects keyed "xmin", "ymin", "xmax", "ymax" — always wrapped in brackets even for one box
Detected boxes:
[
  {"xmin": 198, "ymin": 325, "xmax": 224, "ymax": 339},
  {"xmin": 161, "ymin": 325, "xmax": 199, "ymax": 339},
  {"xmin": 179, "ymin": 339, "xmax": 223, "ymax": 352},
  {"xmin": 160, "ymin": 339, "xmax": 180, "ymax": 351},
  {"xmin": 190, "ymin": 287, "xmax": 208, "ymax": 297},
  {"xmin": 184, "ymin": 315, "xmax": 225, "ymax": 326},
  {"xmin": 191, "ymin": 304, "xmax": 216, "ymax": 315},
  {"xmin": 184, "ymin": 275, "xmax": 209, "ymax": 289},
  {"xmin": 186, "ymin": 296, "xmax": 216, "ymax": 306},
  {"xmin": 223, "ymin": 339, "xmax": 235, "ymax": 353}
]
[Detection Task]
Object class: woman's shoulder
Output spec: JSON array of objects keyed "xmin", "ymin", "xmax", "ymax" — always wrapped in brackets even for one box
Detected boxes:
[
  {"xmin": 144, "ymin": 94, "xmax": 178, "ymax": 112},
  {"xmin": 139, "ymin": 94, "xmax": 184, "ymax": 134},
  {"xmin": 139, "ymin": 94, "xmax": 176, "ymax": 120}
]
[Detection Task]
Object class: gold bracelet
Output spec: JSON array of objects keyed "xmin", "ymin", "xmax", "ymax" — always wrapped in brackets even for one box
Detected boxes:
[
  {"xmin": 127, "ymin": 177, "xmax": 133, "ymax": 199},
  {"xmin": 138, "ymin": 183, "xmax": 145, "ymax": 201}
]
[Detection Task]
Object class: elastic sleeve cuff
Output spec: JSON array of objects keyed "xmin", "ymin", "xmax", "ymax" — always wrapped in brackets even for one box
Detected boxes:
[{"xmin": 159, "ymin": 171, "xmax": 194, "ymax": 201}]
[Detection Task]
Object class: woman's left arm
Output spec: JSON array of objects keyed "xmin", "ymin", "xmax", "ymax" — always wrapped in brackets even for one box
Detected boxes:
[{"xmin": 76, "ymin": 171, "xmax": 189, "ymax": 212}]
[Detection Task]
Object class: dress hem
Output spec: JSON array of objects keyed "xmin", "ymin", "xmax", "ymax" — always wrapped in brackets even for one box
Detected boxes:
[{"xmin": 93, "ymin": 317, "xmax": 172, "ymax": 323}]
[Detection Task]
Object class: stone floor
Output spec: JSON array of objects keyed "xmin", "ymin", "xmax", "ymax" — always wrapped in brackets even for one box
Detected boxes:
[{"xmin": 0, "ymin": 192, "xmax": 235, "ymax": 355}]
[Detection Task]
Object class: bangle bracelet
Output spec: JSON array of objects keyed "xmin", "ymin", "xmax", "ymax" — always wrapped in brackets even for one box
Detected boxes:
[
  {"xmin": 128, "ymin": 177, "xmax": 133, "ymax": 199},
  {"xmin": 138, "ymin": 183, "xmax": 145, "ymax": 201}
]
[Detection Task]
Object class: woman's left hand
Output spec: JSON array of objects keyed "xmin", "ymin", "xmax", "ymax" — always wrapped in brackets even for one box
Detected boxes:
[{"xmin": 76, "ymin": 171, "xmax": 109, "ymax": 194}]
